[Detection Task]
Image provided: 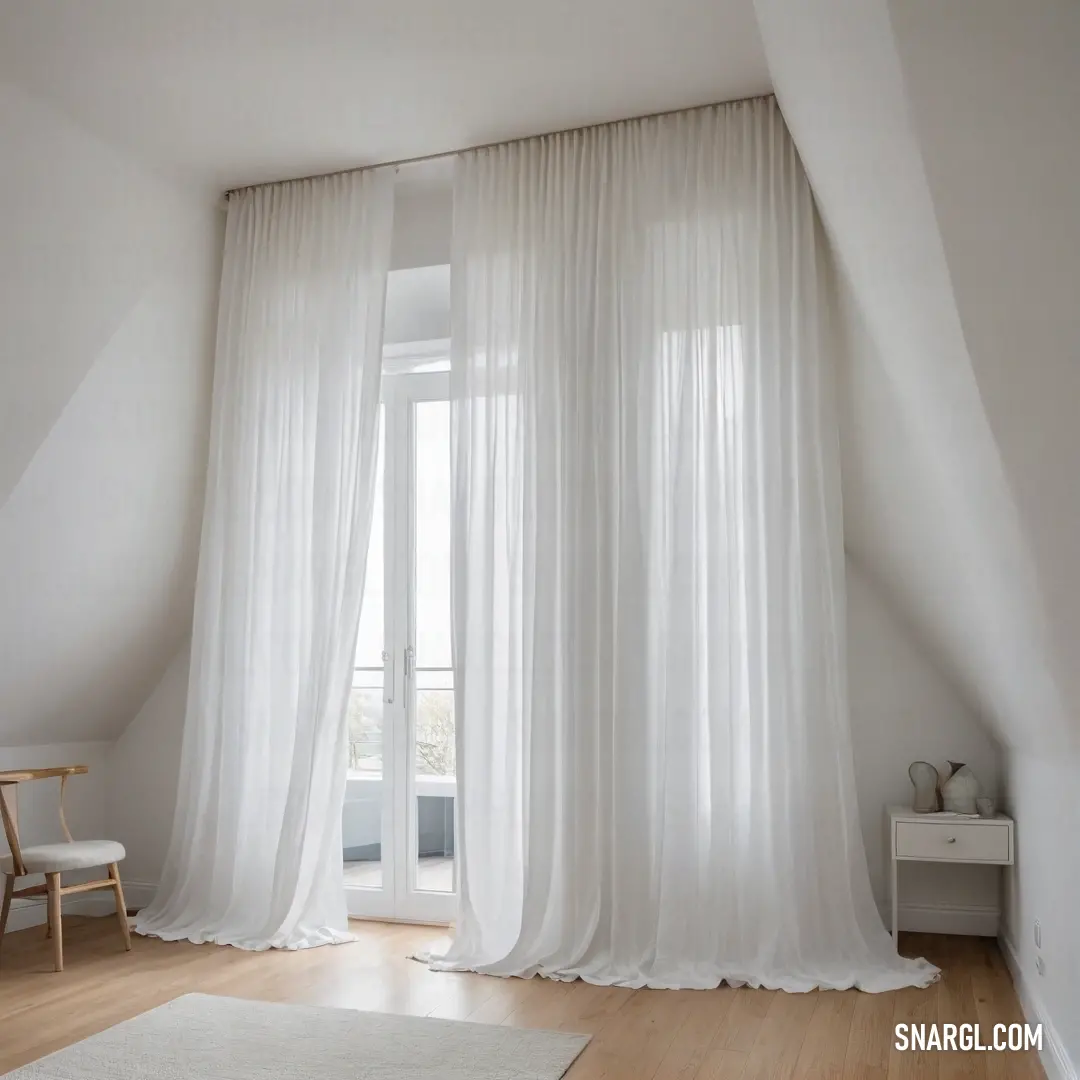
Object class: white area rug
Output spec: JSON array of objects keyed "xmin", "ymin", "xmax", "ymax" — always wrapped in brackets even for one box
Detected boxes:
[{"xmin": 10, "ymin": 993, "xmax": 590, "ymax": 1079}]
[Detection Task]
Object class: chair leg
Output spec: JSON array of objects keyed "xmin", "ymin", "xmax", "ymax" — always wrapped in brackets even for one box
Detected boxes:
[
  {"xmin": 108, "ymin": 863, "xmax": 131, "ymax": 952},
  {"xmin": 46, "ymin": 873, "xmax": 62, "ymax": 972},
  {"xmin": 0, "ymin": 874, "xmax": 13, "ymax": 968}
]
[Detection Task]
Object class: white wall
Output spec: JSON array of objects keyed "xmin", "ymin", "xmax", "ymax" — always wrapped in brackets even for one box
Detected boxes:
[
  {"xmin": 384, "ymin": 265, "xmax": 450, "ymax": 345},
  {"xmin": 0, "ymin": 78, "xmax": 213, "ymax": 505},
  {"xmin": 888, "ymin": 0, "xmax": 1080, "ymax": 721},
  {"xmin": 0, "ymin": 76, "xmax": 222, "ymax": 748},
  {"xmin": 1003, "ymin": 752, "xmax": 1080, "ymax": 1073},
  {"xmin": 0, "ymin": 742, "xmax": 113, "ymax": 931},
  {"xmin": 390, "ymin": 164, "xmax": 452, "ymax": 271},
  {"xmin": 846, "ymin": 562, "xmax": 1003, "ymax": 931},
  {"xmin": 107, "ymin": 643, "xmax": 191, "ymax": 897},
  {"xmin": 756, "ymin": 0, "xmax": 1069, "ymax": 753}
]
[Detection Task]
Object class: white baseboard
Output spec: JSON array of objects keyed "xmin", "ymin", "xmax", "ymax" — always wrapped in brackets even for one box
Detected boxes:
[
  {"xmin": 900, "ymin": 901, "xmax": 1000, "ymax": 936},
  {"xmin": 1000, "ymin": 934, "xmax": 1077, "ymax": 1080},
  {"xmin": 879, "ymin": 898, "xmax": 1000, "ymax": 936},
  {"xmin": 2, "ymin": 879, "xmax": 158, "ymax": 935},
  {"xmin": 120, "ymin": 880, "xmax": 158, "ymax": 910},
  {"xmin": 3, "ymin": 893, "xmax": 116, "ymax": 934}
]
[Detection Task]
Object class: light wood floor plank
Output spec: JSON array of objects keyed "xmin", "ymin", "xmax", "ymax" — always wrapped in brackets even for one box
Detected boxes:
[
  {"xmin": 843, "ymin": 981, "xmax": 895, "ymax": 1080},
  {"xmin": 792, "ymin": 989, "xmax": 858, "ymax": 1080},
  {"xmin": 740, "ymin": 989, "xmax": 819, "ymax": 1080},
  {"xmin": 585, "ymin": 987, "xmax": 691, "ymax": 1079},
  {"xmin": 696, "ymin": 1049, "xmax": 750, "ymax": 1080},
  {"xmin": 710, "ymin": 986, "xmax": 776, "ymax": 1054},
  {"xmin": 937, "ymin": 935, "xmax": 988, "ymax": 1080},
  {"xmin": 651, "ymin": 986, "xmax": 736, "ymax": 1080}
]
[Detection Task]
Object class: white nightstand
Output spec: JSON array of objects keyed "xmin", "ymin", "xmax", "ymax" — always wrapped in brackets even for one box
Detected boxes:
[{"xmin": 888, "ymin": 804, "xmax": 1014, "ymax": 940}]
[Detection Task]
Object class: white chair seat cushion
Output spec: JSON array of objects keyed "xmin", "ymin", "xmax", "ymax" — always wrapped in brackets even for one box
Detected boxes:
[{"xmin": 0, "ymin": 839, "xmax": 125, "ymax": 874}]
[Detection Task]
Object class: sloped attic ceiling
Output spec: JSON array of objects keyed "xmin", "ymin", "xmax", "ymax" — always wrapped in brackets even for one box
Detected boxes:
[{"xmin": 754, "ymin": 0, "xmax": 1080, "ymax": 750}]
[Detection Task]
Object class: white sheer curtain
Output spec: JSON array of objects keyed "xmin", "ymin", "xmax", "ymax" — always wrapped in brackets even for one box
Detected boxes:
[
  {"xmin": 435, "ymin": 98, "xmax": 937, "ymax": 991},
  {"xmin": 135, "ymin": 171, "xmax": 394, "ymax": 951}
]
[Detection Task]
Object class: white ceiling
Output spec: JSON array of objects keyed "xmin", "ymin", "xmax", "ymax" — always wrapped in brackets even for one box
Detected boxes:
[{"xmin": 0, "ymin": 0, "xmax": 772, "ymax": 190}]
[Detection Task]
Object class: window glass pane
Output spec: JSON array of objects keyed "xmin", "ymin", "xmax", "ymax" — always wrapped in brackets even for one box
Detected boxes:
[
  {"xmin": 346, "ymin": 405, "xmax": 384, "ymax": 890},
  {"xmin": 413, "ymin": 397, "xmax": 456, "ymax": 896},
  {"xmin": 414, "ymin": 401, "xmax": 452, "ymax": 669},
  {"xmin": 344, "ymin": 690, "xmax": 383, "ymax": 889},
  {"xmin": 354, "ymin": 406, "xmax": 385, "ymax": 669},
  {"xmin": 347, "ymin": 689, "xmax": 384, "ymax": 773},
  {"xmin": 415, "ymin": 689, "xmax": 455, "ymax": 778},
  {"xmin": 415, "ymin": 791, "xmax": 454, "ymax": 894}
]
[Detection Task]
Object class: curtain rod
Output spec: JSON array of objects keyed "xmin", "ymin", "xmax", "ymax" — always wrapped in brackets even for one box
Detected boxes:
[{"xmin": 224, "ymin": 91, "xmax": 775, "ymax": 198}]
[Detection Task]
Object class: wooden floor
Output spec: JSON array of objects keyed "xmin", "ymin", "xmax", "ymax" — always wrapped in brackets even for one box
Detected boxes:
[{"xmin": 0, "ymin": 917, "xmax": 1043, "ymax": 1079}]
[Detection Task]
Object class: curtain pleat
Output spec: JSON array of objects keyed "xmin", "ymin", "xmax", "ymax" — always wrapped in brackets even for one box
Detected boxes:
[
  {"xmin": 135, "ymin": 170, "xmax": 394, "ymax": 950},
  {"xmin": 434, "ymin": 98, "xmax": 937, "ymax": 991}
]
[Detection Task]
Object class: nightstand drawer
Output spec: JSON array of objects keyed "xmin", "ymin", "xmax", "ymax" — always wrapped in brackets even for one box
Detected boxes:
[{"xmin": 895, "ymin": 821, "xmax": 1011, "ymax": 862}]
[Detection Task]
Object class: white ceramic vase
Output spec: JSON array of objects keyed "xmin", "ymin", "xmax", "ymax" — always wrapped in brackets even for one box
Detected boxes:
[
  {"xmin": 908, "ymin": 761, "xmax": 940, "ymax": 813},
  {"xmin": 941, "ymin": 760, "xmax": 979, "ymax": 815}
]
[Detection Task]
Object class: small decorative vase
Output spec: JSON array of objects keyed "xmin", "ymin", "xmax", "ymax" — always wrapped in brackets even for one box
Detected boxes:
[
  {"xmin": 976, "ymin": 797, "xmax": 996, "ymax": 818},
  {"xmin": 908, "ymin": 761, "xmax": 940, "ymax": 813},
  {"xmin": 941, "ymin": 761, "xmax": 979, "ymax": 815}
]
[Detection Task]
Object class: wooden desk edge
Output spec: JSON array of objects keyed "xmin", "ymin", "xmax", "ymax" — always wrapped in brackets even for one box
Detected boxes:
[{"xmin": 0, "ymin": 765, "xmax": 89, "ymax": 783}]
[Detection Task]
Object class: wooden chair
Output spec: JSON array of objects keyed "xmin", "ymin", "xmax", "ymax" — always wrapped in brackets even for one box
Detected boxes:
[{"xmin": 0, "ymin": 766, "xmax": 130, "ymax": 971}]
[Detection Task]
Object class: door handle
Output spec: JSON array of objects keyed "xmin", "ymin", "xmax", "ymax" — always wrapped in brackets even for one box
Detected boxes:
[{"xmin": 404, "ymin": 645, "xmax": 415, "ymax": 680}]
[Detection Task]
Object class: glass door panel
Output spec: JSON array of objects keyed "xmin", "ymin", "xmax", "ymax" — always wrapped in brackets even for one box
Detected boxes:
[
  {"xmin": 414, "ymin": 675, "xmax": 455, "ymax": 896},
  {"xmin": 412, "ymin": 400, "xmax": 455, "ymax": 899},
  {"xmin": 346, "ymin": 376, "xmax": 456, "ymax": 923},
  {"xmin": 414, "ymin": 400, "xmax": 453, "ymax": 670},
  {"xmin": 344, "ymin": 407, "xmax": 390, "ymax": 907}
]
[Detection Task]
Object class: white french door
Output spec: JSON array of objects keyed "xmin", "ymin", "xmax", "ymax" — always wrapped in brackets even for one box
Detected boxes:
[{"xmin": 344, "ymin": 367, "xmax": 456, "ymax": 924}]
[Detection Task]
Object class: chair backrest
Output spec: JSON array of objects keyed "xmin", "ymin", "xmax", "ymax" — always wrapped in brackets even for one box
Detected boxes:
[{"xmin": 0, "ymin": 766, "xmax": 87, "ymax": 877}]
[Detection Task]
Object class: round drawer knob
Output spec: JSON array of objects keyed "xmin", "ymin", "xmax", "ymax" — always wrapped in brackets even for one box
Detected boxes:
[{"xmin": 945, "ymin": 836, "xmax": 957, "ymax": 843}]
